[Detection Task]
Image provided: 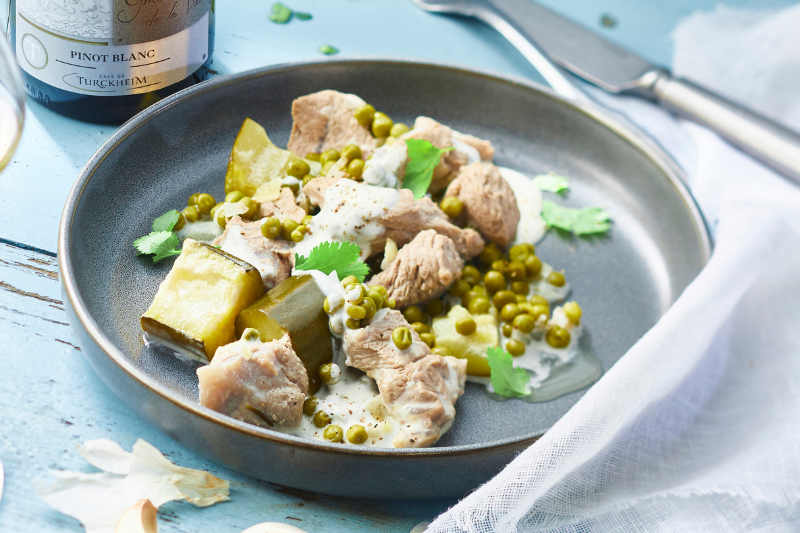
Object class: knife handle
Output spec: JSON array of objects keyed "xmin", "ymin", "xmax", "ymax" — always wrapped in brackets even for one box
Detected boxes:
[{"xmin": 651, "ymin": 75, "xmax": 800, "ymax": 185}]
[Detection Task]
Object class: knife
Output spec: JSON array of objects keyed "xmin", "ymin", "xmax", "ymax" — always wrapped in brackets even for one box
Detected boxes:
[{"xmin": 412, "ymin": 0, "xmax": 800, "ymax": 186}]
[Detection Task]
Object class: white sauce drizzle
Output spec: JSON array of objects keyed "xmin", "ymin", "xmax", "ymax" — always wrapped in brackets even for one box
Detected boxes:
[
  {"xmin": 175, "ymin": 215, "xmax": 223, "ymax": 244},
  {"xmin": 219, "ymin": 225, "xmax": 277, "ymax": 281},
  {"xmin": 362, "ymin": 142, "xmax": 407, "ymax": 188},
  {"xmin": 293, "ymin": 180, "xmax": 398, "ymax": 259},
  {"xmin": 498, "ymin": 167, "xmax": 548, "ymax": 246}
]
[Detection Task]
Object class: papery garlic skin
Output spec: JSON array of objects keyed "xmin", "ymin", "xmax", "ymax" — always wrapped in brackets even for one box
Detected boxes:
[{"xmin": 115, "ymin": 499, "xmax": 158, "ymax": 533}]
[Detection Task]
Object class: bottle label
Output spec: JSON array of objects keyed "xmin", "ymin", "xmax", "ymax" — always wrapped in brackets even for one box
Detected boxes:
[{"xmin": 15, "ymin": 0, "xmax": 211, "ymax": 96}]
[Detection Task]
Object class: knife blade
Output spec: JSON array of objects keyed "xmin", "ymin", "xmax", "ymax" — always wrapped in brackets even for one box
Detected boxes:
[{"xmin": 488, "ymin": 0, "xmax": 659, "ymax": 94}]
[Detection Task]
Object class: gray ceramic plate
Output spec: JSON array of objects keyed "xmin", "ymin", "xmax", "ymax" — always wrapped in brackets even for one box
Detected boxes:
[{"xmin": 59, "ymin": 59, "xmax": 710, "ymax": 499}]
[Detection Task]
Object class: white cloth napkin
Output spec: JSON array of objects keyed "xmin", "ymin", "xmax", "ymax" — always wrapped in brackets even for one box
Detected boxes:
[{"xmin": 427, "ymin": 5, "xmax": 800, "ymax": 532}]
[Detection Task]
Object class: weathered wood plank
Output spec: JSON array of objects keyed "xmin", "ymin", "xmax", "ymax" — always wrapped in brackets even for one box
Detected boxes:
[{"xmin": 0, "ymin": 242, "xmax": 452, "ymax": 532}]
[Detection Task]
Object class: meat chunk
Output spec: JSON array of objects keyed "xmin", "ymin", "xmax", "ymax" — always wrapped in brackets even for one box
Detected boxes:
[
  {"xmin": 258, "ymin": 187, "xmax": 307, "ymax": 223},
  {"xmin": 454, "ymin": 132, "xmax": 494, "ymax": 161},
  {"xmin": 344, "ymin": 310, "xmax": 467, "ymax": 448},
  {"xmin": 368, "ymin": 230, "xmax": 463, "ymax": 308},
  {"xmin": 300, "ymin": 177, "xmax": 484, "ymax": 260},
  {"xmin": 287, "ymin": 90, "xmax": 377, "ymax": 158},
  {"xmin": 214, "ymin": 216, "xmax": 294, "ymax": 289},
  {"xmin": 400, "ymin": 117, "xmax": 469, "ymax": 193},
  {"xmin": 197, "ymin": 333, "xmax": 309, "ymax": 429},
  {"xmin": 445, "ymin": 162, "xmax": 520, "ymax": 247},
  {"xmin": 381, "ymin": 193, "xmax": 484, "ymax": 259}
]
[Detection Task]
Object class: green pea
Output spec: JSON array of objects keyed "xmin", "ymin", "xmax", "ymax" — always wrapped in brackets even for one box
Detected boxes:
[
  {"xmin": 508, "ymin": 244, "xmax": 530, "ymax": 263},
  {"xmin": 500, "ymin": 303, "xmax": 521, "ymax": 323},
  {"xmin": 370, "ymin": 284, "xmax": 387, "ymax": 298},
  {"xmin": 548, "ymin": 271, "xmax": 566, "ymax": 287},
  {"xmin": 367, "ymin": 288, "xmax": 384, "ymax": 310},
  {"xmin": 195, "ymin": 193, "xmax": 216, "ymax": 215},
  {"xmin": 530, "ymin": 304, "xmax": 550, "ymax": 321},
  {"xmin": 448, "ymin": 279, "xmax": 471, "ymax": 298},
  {"xmin": 209, "ymin": 203, "xmax": 222, "ymax": 219},
  {"xmin": 291, "ymin": 226, "xmax": 307, "ymax": 243},
  {"xmin": 320, "ymin": 148, "xmax": 342, "ymax": 166},
  {"xmin": 470, "ymin": 285, "xmax": 489, "ymax": 298},
  {"xmin": 392, "ymin": 327, "xmax": 413, "ymax": 350},
  {"xmin": 563, "ymin": 301, "xmax": 582, "ymax": 324},
  {"xmin": 354, "ymin": 104, "xmax": 376, "ymax": 127},
  {"xmin": 525, "ymin": 243, "xmax": 536, "ymax": 254},
  {"xmin": 346, "ymin": 318, "xmax": 361, "ymax": 329},
  {"xmin": 513, "ymin": 313, "xmax": 537, "ymax": 334},
  {"xmin": 302, "ymin": 174, "xmax": 314, "ymax": 186},
  {"xmin": 182, "ymin": 205, "xmax": 201, "ymax": 223},
  {"xmin": 432, "ymin": 346, "xmax": 452, "ymax": 357},
  {"xmin": 530, "ymin": 295, "xmax": 550, "ymax": 309},
  {"xmin": 305, "ymin": 152, "xmax": 321, "ymax": 162},
  {"xmin": 386, "ymin": 299, "xmax": 396, "ymax": 309},
  {"xmin": 172, "ymin": 212, "xmax": 186, "ymax": 231},
  {"xmin": 319, "ymin": 363, "xmax": 338, "ymax": 385},
  {"xmin": 516, "ymin": 295, "xmax": 528, "ymax": 304},
  {"xmin": 225, "ymin": 190, "xmax": 245, "ymax": 203},
  {"xmin": 341, "ymin": 144, "xmax": 362, "ymax": 161},
  {"xmin": 479, "ymin": 243, "xmax": 502, "ymax": 265},
  {"xmin": 242, "ymin": 328, "xmax": 260, "ymax": 341},
  {"xmin": 323, "ymin": 424, "xmax": 344, "ymax": 443},
  {"xmin": 468, "ymin": 297, "xmax": 491, "ymax": 315},
  {"xmin": 348, "ymin": 158, "xmax": 365, "ymax": 178},
  {"xmin": 313, "ymin": 410, "xmax": 331, "ymax": 428},
  {"xmin": 362, "ymin": 297, "xmax": 377, "ymax": 321},
  {"xmin": 506, "ymin": 339, "xmax": 526, "ymax": 356},
  {"xmin": 281, "ymin": 218, "xmax": 299, "ymax": 240},
  {"xmin": 390, "ymin": 123, "xmax": 410, "ymax": 137},
  {"xmin": 345, "ymin": 283, "xmax": 366, "ymax": 304},
  {"xmin": 507, "ymin": 261, "xmax": 527, "ymax": 281},
  {"xmin": 347, "ymin": 304, "xmax": 367, "ymax": 320},
  {"xmin": 455, "ymin": 317, "xmax": 477, "ymax": 336},
  {"xmin": 419, "ymin": 333, "xmax": 436, "ymax": 348},
  {"xmin": 502, "ymin": 323, "xmax": 513, "ymax": 338},
  {"xmin": 188, "ymin": 193, "xmax": 201, "ymax": 207},
  {"xmin": 511, "ymin": 281, "xmax": 529, "ymax": 295},
  {"xmin": 347, "ymin": 424, "xmax": 368, "ymax": 444},
  {"xmin": 241, "ymin": 197, "xmax": 260, "ymax": 219},
  {"xmin": 301, "ymin": 214, "xmax": 313, "ymax": 226},
  {"xmin": 518, "ymin": 302, "xmax": 536, "ymax": 315},
  {"xmin": 410, "ymin": 321, "xmax": 429, "ymax": 334},
  {"xmin": 426, "ymin": 299, "xmax": 445, "ymax": 316},
  {"xmin": 491, "ymin": 260, "xmax": 508, "ymax": 274},
  {"xmin": 341, "ymin": 275, "xmax": 359, "ymax": 287},
  {"xmin": 371, "ymin": 112, "xmax": 394, "ymax": 138},
  {"xmin": 546, "ymin": 326, "xmax": 571, "ymax": 348},
  {"xmin": 260, "ymin": 217, "xmax": 281, "ymax": 239},
  {"xmin": 285, "ymin": 180, "xmax": 300, "ymax": 195},
  {"xmin": 441, "ymin": 196, "xmax": 464, "ymax": 219},
  {"xmin": 214, "ymin": 207, "xmax": 228, "ymax": 228},
  {"xmin": 484, "ymin": 271, "xmax": 507, "ymax": 293},
  {"xmin": 461, "ymin": 265, "xmax": 481, "ymax": 286},
  {"xmin": 402, "ymin": 305, "xmax": 424, "ymax": 324},
  {"xmin": 287, "ymin": 159, "xmax": 310, "ymax": 178},
  {"xmin": 303, "ymin": 397, "xmax": 318, "ymax": 416},
  {"xmin": 525, "ymin": 255, "xmax": 543, "ymax": 277},
  {"xmin": 492, "ymin": 290, "xmax": 517, "ymax": 310},
  {"xmin": 323, "ymin": 295, "xmax": 343, "ymax": 313}
]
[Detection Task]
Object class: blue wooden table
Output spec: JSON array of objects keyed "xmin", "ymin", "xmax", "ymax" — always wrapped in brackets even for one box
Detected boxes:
[{"xmin": 0, "ymin": 0, "xmax": 792, "ymax": 531}]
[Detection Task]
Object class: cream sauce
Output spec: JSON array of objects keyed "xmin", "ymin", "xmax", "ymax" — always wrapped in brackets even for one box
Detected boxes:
[
  {"xmin": 362, "ymin": 142, "xmax": 407, "ymax": 188},
  {"xmin": 219, "ymin": 224, "xmax": 278, "ymax": 282},
  {"xmin": 498, "ymin": 167, "xmax": 548, "ymax": 246},
  {"xmin": 294, "ymin": 179, "xmax": 399, "ymax": 259},
  {"xmin": 175, "ymin": 215, "xmax": 224, "ymax": 244}
]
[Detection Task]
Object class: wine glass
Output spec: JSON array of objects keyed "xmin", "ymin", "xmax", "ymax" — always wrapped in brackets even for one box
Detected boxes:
[{"xmin": 0, "ymin": 21, "xmax": 25, "ymax": 172}]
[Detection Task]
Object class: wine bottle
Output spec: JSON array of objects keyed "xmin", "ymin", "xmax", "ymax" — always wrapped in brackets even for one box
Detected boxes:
[{"xmin": 7, "ymin": 0, "xmax": 215, "ymax": 124}]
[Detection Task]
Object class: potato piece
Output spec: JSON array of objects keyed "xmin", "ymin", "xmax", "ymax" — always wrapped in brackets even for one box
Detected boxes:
[
  {"xmin": 432, "ymin": 305, "xmax": 497, "ymax": 376},
  {"xmin": 225, "ymin": 118, "xmax": 296, "ymax": 197},
  {"xmin": 235, "ymin": 275, "xmax": 333, "ymax": 395},
  {"xmin": 141, "ymin": 239, "xmax": 265, "ymax": 362}
]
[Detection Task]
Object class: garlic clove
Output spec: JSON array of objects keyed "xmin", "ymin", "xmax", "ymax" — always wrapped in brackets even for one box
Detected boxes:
[
  {"xmin": 115, "ymin": 499, "xmax": 158, "ymax": 533},
  {"xmin": 241, "ymin": 523, "xmax": 308, "ymax": 533}
]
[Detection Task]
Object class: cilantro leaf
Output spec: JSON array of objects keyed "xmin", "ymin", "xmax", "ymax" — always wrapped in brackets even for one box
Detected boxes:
[
  {"xmin": 133, "ymin": 231, "xmax": 182, "ymax": 264},
  {"xmin": 487, "ymin": 347, "xmax": 531, "ymax": 398},
  {"xmin": 151, "ymin": 210, "xmax": 181, "ymax": 232},
  {"xmin": 319, "ymin": 44, "xmax": 339, "ymax": 56},
  {"xmin": 533, "ymin": 174, "xmax": 569, "ymax": 193},
  {"xmin": 295, "ymin": 241, "xmax": 370, "ymax": 282},
  {"xmin": 268, "ymin": 2, "xmax": 293, "ymax": 23},
  {"xmin": 403, "ymin": 139, "xmax": 453, "ymax": 200},
  {"xmin": 541, "ymin": 200, "xmax": 611, "ymax": 236}
]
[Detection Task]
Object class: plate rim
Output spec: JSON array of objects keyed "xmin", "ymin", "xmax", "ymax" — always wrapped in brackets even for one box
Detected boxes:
[{"xmin": 58, "ymin": 57, "xmax": 712, "ymax": 458}]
